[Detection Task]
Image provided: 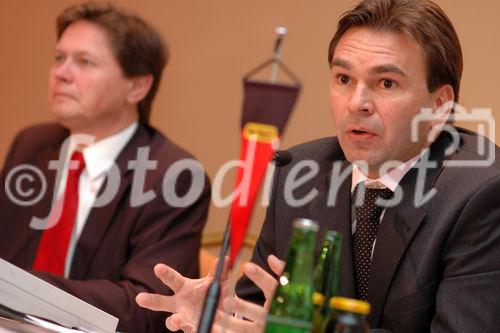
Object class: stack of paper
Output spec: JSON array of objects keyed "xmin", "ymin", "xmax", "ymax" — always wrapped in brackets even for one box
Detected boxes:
[{"xmin": 0, "ymin": 258, "xmax": 118, "ymax": 333}]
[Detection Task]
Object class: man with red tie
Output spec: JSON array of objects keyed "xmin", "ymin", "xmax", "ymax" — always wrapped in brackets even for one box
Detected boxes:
[{"xmin": 0, "ymin": 2, "xmax": 210, "ymax": 332}]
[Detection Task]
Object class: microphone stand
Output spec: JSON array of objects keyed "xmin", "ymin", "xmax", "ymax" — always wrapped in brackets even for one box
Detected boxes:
[
  {"xmin": 197, "ymin": 150, "xmax": 292, "ymax": 333},
  {"xmin": 198, "ymin": 26, "xmax": 293, "ymax": 333},
  {"xmin": 197, "ymin": 220, "xmax": 231, "ymax": 333}
]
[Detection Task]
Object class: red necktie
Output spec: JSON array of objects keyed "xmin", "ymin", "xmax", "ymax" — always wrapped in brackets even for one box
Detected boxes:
[{"xmin": 33, "ymin": 151, "xmax": 86, "ymax": 276}]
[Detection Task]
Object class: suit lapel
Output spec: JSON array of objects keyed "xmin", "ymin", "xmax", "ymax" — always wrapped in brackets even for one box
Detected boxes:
[
  {"xmin": 310, "ymin": 159, "xmax": 356, "ymax": 298},
  {"xmin": 32, "ymin": 129, "xmax": 70, "ymax": 224},
  {"xmin": 21, "ymin": 130, "xmax": 69, "ymax": 265},
  {"xmin": 367, "ymin": 173, "xmax": 426, "ymax": 327},
  {"xmin": 367, "ymin": 132, "xmax": 454, "ymax": 327},
  {"xmin": 29, "ymin": 145, "xmax": 61, "ymax": 229},
  {"xmin": 70, "ymin": 126, "xmax": 151, "ymax": 278}
]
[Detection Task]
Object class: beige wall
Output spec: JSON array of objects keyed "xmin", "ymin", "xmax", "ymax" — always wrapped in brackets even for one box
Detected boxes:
[{"xmin": 1, "ymin": 0, "xmax": 499, "ymax": 246}]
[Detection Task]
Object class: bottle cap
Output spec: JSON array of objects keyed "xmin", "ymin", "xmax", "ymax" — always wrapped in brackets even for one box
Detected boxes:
[
  {"xmin": 323, "ymin": 230, "xmax": 342, "ymax": 241},
  {"xmin": 312, "ymin": 292, "xmax": 325, "ymax": 306},
  {"xmin": 329, "ymin": 297, "xmax": 371, "ymax": 315},
  {"xmin": 293, "ymin": 218, "xmax": 319, "ymax": 232}
]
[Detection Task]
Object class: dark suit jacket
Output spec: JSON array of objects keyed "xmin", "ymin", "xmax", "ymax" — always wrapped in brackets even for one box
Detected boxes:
[
  {"xmin": 0, "ymin": 123, "xmax": 211, "ymax": 332},
  {"xmin": 237, "ymin": 128, "xmax": 500, "ymax": 332}
]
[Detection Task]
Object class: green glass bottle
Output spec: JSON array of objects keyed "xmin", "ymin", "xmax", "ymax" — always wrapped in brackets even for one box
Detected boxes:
[
  {"xmin": 265, "ymin": 218, "xmax": 319, "ymax": 333},
  {"xmin": 312, "ymin": 230, "xmax": 342, "ymax": 333},
  {"xmin": 322, "ymin": 297, "xmax": 370, "ymax": 333}
]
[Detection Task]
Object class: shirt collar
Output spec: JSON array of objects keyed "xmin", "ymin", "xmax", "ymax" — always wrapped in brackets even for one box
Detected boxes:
[
  {"xmin": 351, "ymin": 147, "xmax": 429, "ymax": 192},
  {"xmin": 69, "ymin": 122, "xmax": 138, "ymax": 181}
]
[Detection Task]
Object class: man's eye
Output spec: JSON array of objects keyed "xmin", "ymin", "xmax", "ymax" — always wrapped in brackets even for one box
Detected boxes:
[
  {"xmin": 382, "ymin": 79, "xmax": 395, "ymax": 89},
  {"xmin": 54, "ymin": 54, "xmax": 65, "ymax": 63},
  {"xmin": 338, "ymin": 75, "xmax": 350, "ymax": 85},
  {"xmin": 79, "ymin": 59, "xmax": 94, "ymax": 66}
]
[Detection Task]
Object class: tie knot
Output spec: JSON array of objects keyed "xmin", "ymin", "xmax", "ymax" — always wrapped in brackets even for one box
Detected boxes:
[
  {"xmin": 69, "ymin": 151, "xmax": 86, "ymax": 175},
  {"xmin": 353, "ymin": 183, "xmax": 393, "ymax": 209}
]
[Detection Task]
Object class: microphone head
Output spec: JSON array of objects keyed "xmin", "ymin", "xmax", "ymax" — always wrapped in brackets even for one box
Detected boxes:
[{"xmin": 273, "ymin": 150, "xmax": 293, "ymax": 167}]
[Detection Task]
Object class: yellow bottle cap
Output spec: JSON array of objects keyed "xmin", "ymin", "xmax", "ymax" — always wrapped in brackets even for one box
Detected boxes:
[
  {"xmin": 329, "ymin": 297, "xmax": 371, "ymax": 315},
  {"xmin": 312, "ymin": 292, "xmax": 325, "ymax": 306}
]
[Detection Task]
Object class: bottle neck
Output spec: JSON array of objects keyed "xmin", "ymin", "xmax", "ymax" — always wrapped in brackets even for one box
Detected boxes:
[
  {"xmin": 334, "ymin": 310, "xmax": 369, "ymax": 332},
  {"xmin": 314, "ymin": 233, "xmax": 342, "ymax": 298},
  {"xmin": 282, "ymin": 230, "xmax": 316, "ymax": 284},
  {"xmin": 286, "ymin": 246, "xmax": 315, "ymax": 284}
]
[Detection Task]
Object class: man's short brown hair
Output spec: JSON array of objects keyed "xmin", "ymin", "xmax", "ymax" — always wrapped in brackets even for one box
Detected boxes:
[
  {"xmin": 57, "ymin": 2, "xmax": 168, "ymax": 124},
  {"xmin": 328, "ymin": 0, "xmax": 463, "ymax": 102}
]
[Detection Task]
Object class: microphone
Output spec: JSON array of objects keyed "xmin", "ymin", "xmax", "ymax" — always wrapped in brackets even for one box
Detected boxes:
[
  {"xmin": 197, "ymin": 150, "xmax": 293, "ymax": 333},
  {"xmin": 272, "ymin": 150, "xmax": 292, "ymax": 167}
]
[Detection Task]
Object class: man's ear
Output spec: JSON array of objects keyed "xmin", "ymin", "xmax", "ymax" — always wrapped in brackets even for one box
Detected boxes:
[
  {"xmin": 431, "ymin": 84, "xmax": 454, "ymax": 125},
  {"xmin": 126, "ymin": 74, "xmax": 153, "ymax": 105}
]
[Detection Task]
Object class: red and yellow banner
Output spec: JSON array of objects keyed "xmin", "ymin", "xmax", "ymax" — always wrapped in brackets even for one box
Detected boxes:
[{"xmin": 229, "ymin": 79, "xmax": 299, "ymax": 267}]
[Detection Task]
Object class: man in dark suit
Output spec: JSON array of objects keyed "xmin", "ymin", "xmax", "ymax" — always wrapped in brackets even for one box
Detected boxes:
[
  {"xmin": 137, "ymin": 0, "xmax": 500, "ymax": 332},
  {"xmin": 0, "ymin": 2, "xmax": 210, "ymax": 332},
  {"xmin": 235, "ymin": 128, "xmax": 500, "ymax": 332}
]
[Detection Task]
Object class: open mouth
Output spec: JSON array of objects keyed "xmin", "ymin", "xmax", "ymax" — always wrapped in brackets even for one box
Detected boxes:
[
  {"xmin": 53, "ymin": 93, "xmax": 75, "ymax": 101},
  {"xmin": 348, "ymin": 128, "xmax": 376, "ymax": 139}
]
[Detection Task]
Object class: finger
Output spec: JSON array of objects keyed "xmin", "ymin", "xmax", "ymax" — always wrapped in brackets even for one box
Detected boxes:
[
  {"xmin": 135, "ymin": 292, "xmax": 177, "ymax": 313},
  {"xmin": 208, "ymin": 256, "xmax": 230, "ymax": 279},
  {"xmin": 166, "ymin": 313, "xmax": 196, "ymax": 333},
  {"xmin": 212, "ymin": 309, "xmax": 259, "ymax": 333},
  {"xmin": 223, "ymin": 296, "xmax": 267, "ymax": 324},
  {"xmin": 267, "ymin": 255, "xmax": 285, "ymax": 276},
  {"xmin": 211, "ymin": 321, "xmax": 242, "ymax": 333},
  {"xmin": 154, "ymin": 263, "xmax": 186, "ymax": 293},
  {"xmin": 243, "ymin": 262, "xmax": 279, "ymax": 302},
  {"xmin": 211, "ymin": 323, "xmax": 229, "ymax": 333},
  {"xmin": 211, "ymin": 322, "xmax": 256, "ymax": 333}
]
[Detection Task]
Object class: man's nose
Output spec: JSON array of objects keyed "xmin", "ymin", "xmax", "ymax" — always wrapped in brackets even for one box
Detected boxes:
[
  {"xmin": 347, "ymin": 84, "xmax": 374, "ymax": 115},
  {"xmin": 51, "ymin": 59, "xmax": 74, "ymax": 83}
]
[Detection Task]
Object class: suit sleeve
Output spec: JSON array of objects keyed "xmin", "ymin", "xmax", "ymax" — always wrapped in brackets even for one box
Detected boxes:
[
  {"xmin": 34, "ymin": 171, "xmax": 211, "ymax": 332},
  {"xmin": 431, "ymin": 174, "xmax": 500, "ymax": 332},
  {"xmin": 0, "ymin": 130, "xmax": 23, "ymax": 181}
]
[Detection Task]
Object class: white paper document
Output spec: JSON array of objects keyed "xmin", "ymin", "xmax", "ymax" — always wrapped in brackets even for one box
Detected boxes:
[{"xmin": 0, "ymin": 258, "xmax": 118, "ymax": 333}]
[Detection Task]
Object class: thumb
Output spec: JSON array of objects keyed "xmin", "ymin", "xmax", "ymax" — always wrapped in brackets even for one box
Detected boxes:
[{"xmin": 268, "ymin": 255, "xmax": 285, "ymax": 276}]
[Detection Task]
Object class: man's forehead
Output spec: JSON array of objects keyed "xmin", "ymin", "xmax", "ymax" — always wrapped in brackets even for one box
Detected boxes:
[
  {"xmin": 55, "ymin": 22, "xmax": 112, "ymax": 56},
  {"xmin": 331, "ymin": 27, "xmax": 425, "ymax": 75},
  {"xmin": 337, "ymin": 27, "xmax": 420, "ymax": 54}
]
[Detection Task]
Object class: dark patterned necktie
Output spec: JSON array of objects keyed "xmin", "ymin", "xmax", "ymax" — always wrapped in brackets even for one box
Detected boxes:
[{"xmin": 352, "ymin": 183, "xmax": 393, "ymax": 300}]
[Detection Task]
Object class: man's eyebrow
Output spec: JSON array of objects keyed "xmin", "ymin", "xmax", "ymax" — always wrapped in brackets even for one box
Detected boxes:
[
  {"xmin": 370, "ymin": 64, "xmax": 407, "ymax": 77},
  {"xmin": 330, "ymin": 58, "xmax": 408, "ymax": 78},
  {"xmin": 330, "ymin": 58, "xmax": 351, "ymax": 70},
  {"xmin": 53, "ymin": 48, "xmax": 96, "ymax": 58}
]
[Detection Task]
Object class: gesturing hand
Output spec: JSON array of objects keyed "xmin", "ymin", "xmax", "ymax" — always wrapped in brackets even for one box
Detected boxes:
[
  {"xmin": 136, "ymin": 258, "xmax": 231, "ymax": 332},
  {"xmin": 216, "ymin": 255, "xmax": 286, "ymax": 333},
  {"xmin": 136, "ymin": 255, "xmax": 285, "ymax": 332}
]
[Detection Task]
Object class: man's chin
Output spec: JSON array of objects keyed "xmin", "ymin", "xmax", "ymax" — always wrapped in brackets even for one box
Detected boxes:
[
  {"xmin": 346, "ymin": 154, "xmax": 388, "ymax": 175},
  {"xmin": 345, "ymin": 151, "xmax": 380, "ymax": 167},
  {"xmin": 51, "ymin": 107, "xmax": 79, "ymax": 118},
  {"xmin": 51, "ymin": 112, "xmax": 83, "ymax": 130}
]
